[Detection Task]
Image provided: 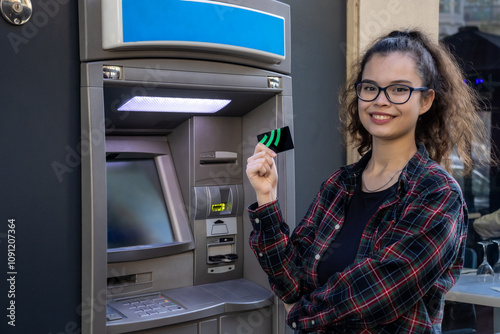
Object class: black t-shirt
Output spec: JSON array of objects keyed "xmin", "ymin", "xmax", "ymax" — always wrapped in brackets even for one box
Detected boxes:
[{"xmin": 317, "ymin": 177, "xmax": 396, "ymax": 286}]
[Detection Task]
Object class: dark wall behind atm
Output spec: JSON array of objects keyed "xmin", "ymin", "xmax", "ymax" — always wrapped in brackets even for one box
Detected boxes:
[
  {"xmin": 0, "ymin": 0, "xmax": 344, "ymax": 333},
  {"xmin": 0, "ymin": 1, "xmax": 81, "ymax": 333},
  {"xmin": 282, "ymin": 0, "xmax": 347, "ymax": 222}
]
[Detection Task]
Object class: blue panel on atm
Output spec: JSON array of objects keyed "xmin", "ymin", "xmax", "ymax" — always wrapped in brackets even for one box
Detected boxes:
[{"xmin": 121, "ymin": 0, "xmax": 285, "ymax": 59}]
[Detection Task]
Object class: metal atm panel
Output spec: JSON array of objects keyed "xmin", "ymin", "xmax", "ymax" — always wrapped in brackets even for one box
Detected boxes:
[{"xmin": 80, "ymin": 1, "xmax": 293, "ymax": 333}]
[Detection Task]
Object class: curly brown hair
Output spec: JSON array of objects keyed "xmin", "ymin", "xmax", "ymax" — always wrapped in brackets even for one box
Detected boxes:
[{"xmin": 339, "ymin": 29, "xmax": 491, "ymax": 174}]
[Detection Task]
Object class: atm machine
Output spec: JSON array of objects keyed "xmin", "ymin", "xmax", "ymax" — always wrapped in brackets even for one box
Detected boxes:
[{"xmin": 80, "ymin": 1, "xmax": 294, "ymax": 333}]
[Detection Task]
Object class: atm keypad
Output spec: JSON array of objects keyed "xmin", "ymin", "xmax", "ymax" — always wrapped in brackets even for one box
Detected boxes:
[{"xmin": 120, "ymin": 295, "xmax": 183, "ymax": 318}]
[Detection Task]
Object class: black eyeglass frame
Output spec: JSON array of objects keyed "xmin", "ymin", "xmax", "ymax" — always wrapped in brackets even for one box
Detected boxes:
[{"xmin": 355, "ymin": 82, "xmax": 429, "ymax": 105}]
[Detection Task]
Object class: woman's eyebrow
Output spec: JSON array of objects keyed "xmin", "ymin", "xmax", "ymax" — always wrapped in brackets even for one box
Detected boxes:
[{"xmin": 360, "ymin": 78, "xmax": 414, "ymax": 85}]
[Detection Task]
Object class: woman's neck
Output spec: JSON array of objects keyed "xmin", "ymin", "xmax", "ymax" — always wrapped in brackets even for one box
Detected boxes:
[
  {"xmin": 361, "ymin": 140, "xmax": 417, "ymax": 192},
  {"xmin": 368, "ymin": 139, "xmax": 417, "ymax": 173}
]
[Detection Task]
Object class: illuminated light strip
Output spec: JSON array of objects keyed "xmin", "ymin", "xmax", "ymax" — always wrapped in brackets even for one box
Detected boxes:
[{"xmin": 117, "ymin": 96, "xmax": 231, "ymax": 113}]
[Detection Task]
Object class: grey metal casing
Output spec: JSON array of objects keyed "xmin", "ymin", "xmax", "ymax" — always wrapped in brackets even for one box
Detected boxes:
[
  {"xmin": 81, "ymin": 59, "xmax": 294, "ymax": 333},
  {"xmin": 167, "ymin": 117, "xmax": 244, "ymax": 214}
]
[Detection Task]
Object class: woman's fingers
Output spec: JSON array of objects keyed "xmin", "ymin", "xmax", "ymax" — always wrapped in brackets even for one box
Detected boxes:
[
  {"xmin": 247, "ymin": 155, "xmax": 274, "ymax": 176},
  {"xmin": 246, "ymin": 143, "xmax": 278, "ymax": 205},
  {"xmin": 253, "ymin": 142, "xmax": 277, "ymax": 158},
  {"xmin": 248, "ymin": 143, "xmax": 276, "ymax": 176},
  {"xmin": 247, "ymin": 157, "xmax": 272, "ymax": 177}
]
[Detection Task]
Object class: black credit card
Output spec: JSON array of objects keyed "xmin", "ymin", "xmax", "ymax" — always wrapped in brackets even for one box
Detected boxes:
[{"xmin": 257, "ymin": 126, "xmax": 294, "ymax": 153}]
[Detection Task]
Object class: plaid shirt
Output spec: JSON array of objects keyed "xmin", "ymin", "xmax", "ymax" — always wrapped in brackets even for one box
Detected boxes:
[{"xmin": 248, "ymin": 144, "xmax": 467, "ymax": 333}]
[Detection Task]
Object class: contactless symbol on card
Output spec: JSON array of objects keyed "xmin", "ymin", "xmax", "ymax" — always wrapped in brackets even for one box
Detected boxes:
[{"xmin": 257, "ymin": 126, "xmax": 294, "ymax": 153}]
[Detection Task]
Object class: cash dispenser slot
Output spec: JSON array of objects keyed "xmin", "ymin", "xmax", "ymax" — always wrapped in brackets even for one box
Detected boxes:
[
  {"xmin": 107, "ymin": 272, "xmax": 154, "ymax": 295},
  {"xmin": 107, "ymin": 274, "xmax": 137, "ymax": 287},
  {"xmin": 207, "ymin": 240, "xmax": 238, "ymax": 264}
]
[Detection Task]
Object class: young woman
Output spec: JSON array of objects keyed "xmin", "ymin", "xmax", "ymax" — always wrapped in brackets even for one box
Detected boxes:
[{"xmin": 245, "ymin": 30, "xmax": 490, "ymax": 333}]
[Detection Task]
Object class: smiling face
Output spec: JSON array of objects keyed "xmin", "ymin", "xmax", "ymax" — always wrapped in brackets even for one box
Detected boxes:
[{"xmin": 358, "ymin": 52, "xmax": 434, "ymax": 146}]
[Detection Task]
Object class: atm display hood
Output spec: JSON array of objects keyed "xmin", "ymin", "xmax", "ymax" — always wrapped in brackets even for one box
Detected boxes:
[{"xmin": 100, "ymin": 59, "xmax": 285, "ymax": 135}]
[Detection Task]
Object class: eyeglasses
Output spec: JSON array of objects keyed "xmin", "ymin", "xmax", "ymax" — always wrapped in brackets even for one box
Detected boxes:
[{"xmin": 355, "ymin": 82, "xmax": 428, "ymax": 104}]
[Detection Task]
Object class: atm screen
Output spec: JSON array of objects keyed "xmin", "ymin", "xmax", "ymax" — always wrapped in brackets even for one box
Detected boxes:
[{"xmin": 106, "ymin": 159, "xmax": 175, "ymax": 249}]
